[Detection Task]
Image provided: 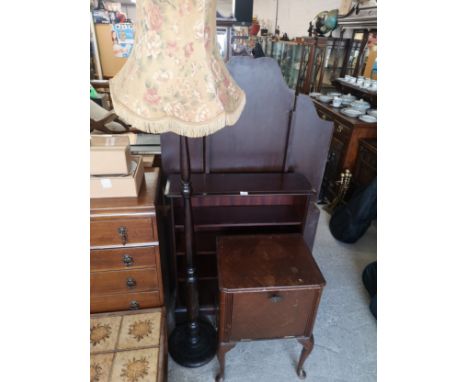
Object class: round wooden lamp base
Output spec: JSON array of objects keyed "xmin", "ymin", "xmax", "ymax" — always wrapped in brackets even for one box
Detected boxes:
[{"xmin": 169, "ymin": 320, "xmax": 217, "ymax": 368}]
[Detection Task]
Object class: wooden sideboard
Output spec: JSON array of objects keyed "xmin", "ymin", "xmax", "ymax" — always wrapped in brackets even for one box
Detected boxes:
[
  {"xmin": 90, "ymin": 168, "xmax": 165, "ymax": 313},
  {"xmin": 312, "ymin": 98, "xmax": 377, "ymax": 202},
  {"xmin": 164, "ymin": 172, "xmax": 314, "ymax": 322}
]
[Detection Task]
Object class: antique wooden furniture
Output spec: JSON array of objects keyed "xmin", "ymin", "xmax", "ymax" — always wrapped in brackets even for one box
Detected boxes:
[
  {"xmin": 90, "ymin": 168, "xmax": 164, "ymax": 313},
  {"xmin": 160, "ymin": 57, "xmax": 333, "ymax": 323},
  {"xmin": 215, "ymin": 234, "xmax": 326, "ymax": 381},
  {"xmin": 165, "ymin": 173, "xmax": 315, "ymax": 322},
  {"xmin": 312, "ymin": 98, "xmax": 377, "ymax": 202},
  {"xmin": 90, "ymin": 308, "xmax": 167, "ymax": 382},
  {"xmin": 353, "ymin": 138, "xmax": 377, "ymax": 189}
]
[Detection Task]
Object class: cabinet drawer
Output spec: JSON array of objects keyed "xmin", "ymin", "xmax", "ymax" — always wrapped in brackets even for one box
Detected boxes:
[
  {"xmin": 90, "ymin": 217, "xmax": 157, "ymax": 247},
  {"xmin": 90, "ymin": 290, "xmax": 162, "ymax": 313},
  {"xmin": 91, "ymin": 246, "xmax": 159, "ymax": 272},
  {"xmin": 229, "ymin": 289, "xmax": 320, "ymax": 341},
  {"xmin": 91, "ymin": 268, "xmax": 159, "ymax": 295},
  {"xmin": 333, "ymin": 123, "xmax": 351, "ymax": 143}
]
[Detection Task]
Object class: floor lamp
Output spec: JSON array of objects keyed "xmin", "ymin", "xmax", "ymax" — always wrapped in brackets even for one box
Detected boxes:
[{"xmin": 109, "ymin": 0, "xmax": 246, "ymax": 367}]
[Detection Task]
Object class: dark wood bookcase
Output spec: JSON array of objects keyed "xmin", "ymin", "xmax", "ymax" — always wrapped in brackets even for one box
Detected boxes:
[{"xmin": 164, "ymin": 173, "xmax": 313, "ymax": 321}]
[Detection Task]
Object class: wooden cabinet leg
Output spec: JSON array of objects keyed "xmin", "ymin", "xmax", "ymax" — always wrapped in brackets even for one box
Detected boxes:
[
  {"xmin": 215, "ymin": 343, "xmax": 236, "ymax": 382},
  {"xmin": 296, "ymin": 335, "xmax": 314, "ymax": 379}
]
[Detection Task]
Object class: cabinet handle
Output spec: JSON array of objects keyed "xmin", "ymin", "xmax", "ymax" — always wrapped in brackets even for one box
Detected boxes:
[
  {"xmin": 270, "ymin": 294, "xmax": 283, "ymax": 303},
  {"xmin": 336, "ymin": 125, "xmax": 343, "ymax": 133},
  {"xmin": 118, "ymin": 226, "xmax": 128, "ymax": 245},
  {"xmin": 129, "ymin": 300, "xmax": 140, "ymax": 310},
  {"xmin": 318, "ymin": 111, "xmax": 332, "ymax": 121},
  {"xmin": 126, "ymin": 277, "xmax": 137, "ymax": 288},
  {"xmin": 122, "ymin": 255, "xmax": 134, "ymax": 266}
]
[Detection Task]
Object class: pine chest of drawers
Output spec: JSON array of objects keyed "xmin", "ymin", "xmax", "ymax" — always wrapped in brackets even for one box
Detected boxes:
[{"xmin": 90, "ymin": 168, "xmax": 164, "ymax": 313}]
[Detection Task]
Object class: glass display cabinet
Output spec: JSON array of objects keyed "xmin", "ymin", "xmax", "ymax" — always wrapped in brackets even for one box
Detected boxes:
[
  {"xmin": 265, "ymin": 40, "xmax": 306, "ymax": 90},
  {"xmin": 226, "ymin": 31, "xmax": 376, "ymax": 95},
  {"xmin": 259, "ymin": 31, "xmax": 369, "ymax": 94}
]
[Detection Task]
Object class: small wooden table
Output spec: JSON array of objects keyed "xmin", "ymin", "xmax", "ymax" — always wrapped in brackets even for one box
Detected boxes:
[{"xmin": 215, "ymin": 234, "xmax": 326, "ymax": 381}]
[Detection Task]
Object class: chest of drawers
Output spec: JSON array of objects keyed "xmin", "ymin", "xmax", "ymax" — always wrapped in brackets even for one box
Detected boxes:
[{"xmin": 90, "ymin": 168, "xmax": 164, "ymax": 313}]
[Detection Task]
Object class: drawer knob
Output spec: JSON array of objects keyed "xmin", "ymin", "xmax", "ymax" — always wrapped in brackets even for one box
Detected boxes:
[
  {"xmin": 118, "ymin": 226, "xmax": 128, "ymax": 245},
  {"xmin": 270, "ymin": 294, "xmax": 283, "ymax": 303},
  {"xmin": 122, "ymin": 255, "xmax": 134, "ymax": 266},
  {"xmin": 129, "ymin": 300, "xmax": 140, "ymax": 310},
  {"xmin": 337, "ymin": 125, "xmax": 343, "ymax": 133},
  {"xmin": 126, "ymin": 277, "xmax": 137, "ymax": 288}
]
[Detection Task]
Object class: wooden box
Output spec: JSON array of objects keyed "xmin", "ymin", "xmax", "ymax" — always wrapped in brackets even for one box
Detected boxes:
[
  {"xmin": 90, "ymin": 308, "xmax": 167, "ymax": 382},
  {"xmin": 215, "ymin": 234, "xmax": 326, "ymax": 381}
]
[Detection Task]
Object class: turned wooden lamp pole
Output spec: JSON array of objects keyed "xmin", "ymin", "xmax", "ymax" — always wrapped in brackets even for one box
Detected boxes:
[{"xmin": 167, "ymin": 136, "xmax": 217, "ymax": 366}]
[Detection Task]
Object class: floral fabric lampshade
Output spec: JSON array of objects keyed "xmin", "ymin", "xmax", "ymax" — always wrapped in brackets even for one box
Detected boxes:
[{"xmin": 110, "ymin": 0, "xmax": 246, "ymax": 138}]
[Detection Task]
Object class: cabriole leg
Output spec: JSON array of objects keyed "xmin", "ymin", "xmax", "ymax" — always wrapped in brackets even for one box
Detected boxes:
[
  {"xmin": 296, "ymin": 335, "xmax": 314, "ymax": 379},
  {"xmin": 215, "ymin": 343, "xmax": 236, "ymax": 382}
]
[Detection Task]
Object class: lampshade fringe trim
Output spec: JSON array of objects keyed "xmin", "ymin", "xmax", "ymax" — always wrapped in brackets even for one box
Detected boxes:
[{"xmin": 111, "ymin": 92, "xmax": 246, "ymax": 138}]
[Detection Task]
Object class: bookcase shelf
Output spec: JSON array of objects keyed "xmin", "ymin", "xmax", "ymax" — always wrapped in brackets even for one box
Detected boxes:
[{"xmin": 165, "ymin": 172, "xmax": 313, "ymax": 321}]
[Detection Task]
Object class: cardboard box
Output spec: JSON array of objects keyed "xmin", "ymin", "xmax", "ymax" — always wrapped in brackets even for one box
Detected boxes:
[
  {"xmin": 90, "ymin": 135, "xmax": 131, "ymax": 176},
  {"xmin": 90, "ymin": 155, "xmax": 144, "ymax": 198}
]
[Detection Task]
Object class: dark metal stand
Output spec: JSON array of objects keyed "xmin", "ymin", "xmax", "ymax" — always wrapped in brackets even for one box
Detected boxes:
[{"xmin": 168, "ymin": 136, "xmax": 217, "ymax": 368}]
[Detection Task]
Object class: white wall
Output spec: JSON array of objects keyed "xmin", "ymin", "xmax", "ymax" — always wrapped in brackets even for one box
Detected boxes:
[
  {"xmin": 253, "ymin": 0, "xmax": 342, "ymax": 38},
  {"xmin": 114, "ymin": 1, "xmax": 344, "ymax": 39}
]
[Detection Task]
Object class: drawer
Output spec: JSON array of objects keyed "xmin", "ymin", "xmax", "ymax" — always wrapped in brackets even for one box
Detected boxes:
[
  {"xmin": 90, "ymin": 290, "xmax": 163, "ymax": 313},
  {"xmin": 91, "ymin": 246, "xmax": 159, "ymax": 272},
  {"xmin": 91, "ymin": 268, "xmax": 160, "ymax": 295},
  {"xmin": 333, "ymin": 123, "xmax": 351, "ymax": 143},
  {"xmin": 229, "ymin": 289, "xmax": 320, "ymax": 341},
  {"xmin": 90, "ymin": 217, "xmax": 157, "ymax": 247}
]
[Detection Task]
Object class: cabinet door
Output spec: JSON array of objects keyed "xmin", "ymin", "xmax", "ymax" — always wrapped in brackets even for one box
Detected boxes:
[
  {"xmin": 321, "ymin": 39, "xmax": 348, "ymax": 93},
  {"xmin": 230, "ymin": 289, "xmax": 320, "ymax": 340},
  {"xmin": 323, "ymin": 137, "xmax": 345, "ymax": 188},
  {"xmin": 231, "ymin": 289, "xmax": 319, "ymax": 341}
]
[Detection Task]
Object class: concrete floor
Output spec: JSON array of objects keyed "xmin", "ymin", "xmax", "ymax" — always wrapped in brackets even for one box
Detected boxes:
[{"xmin": 168, "ymin": 208, "xmax": 377, "ymax": 382}]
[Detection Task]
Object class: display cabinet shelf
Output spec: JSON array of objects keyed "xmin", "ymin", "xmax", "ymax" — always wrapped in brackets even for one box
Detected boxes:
[{"xmin": 332, "ymin": 79, "xmax": 377, "ymax": 107}]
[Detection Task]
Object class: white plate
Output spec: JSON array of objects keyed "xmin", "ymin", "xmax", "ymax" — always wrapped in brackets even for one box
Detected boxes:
[
  {"xmin": 367, "ymin": 109, "xmax": 377, "ymax": 118},
  {"xmin": 341, "ymin": 108, "xmax": 363, "ymax": 118},
  {"xmin": 309, "ymin": 92, "xmax": 322, "ymax": 99},
  {"xmin": 359, "ymin": 114, "xmax": 377, "ymax": 123}
]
